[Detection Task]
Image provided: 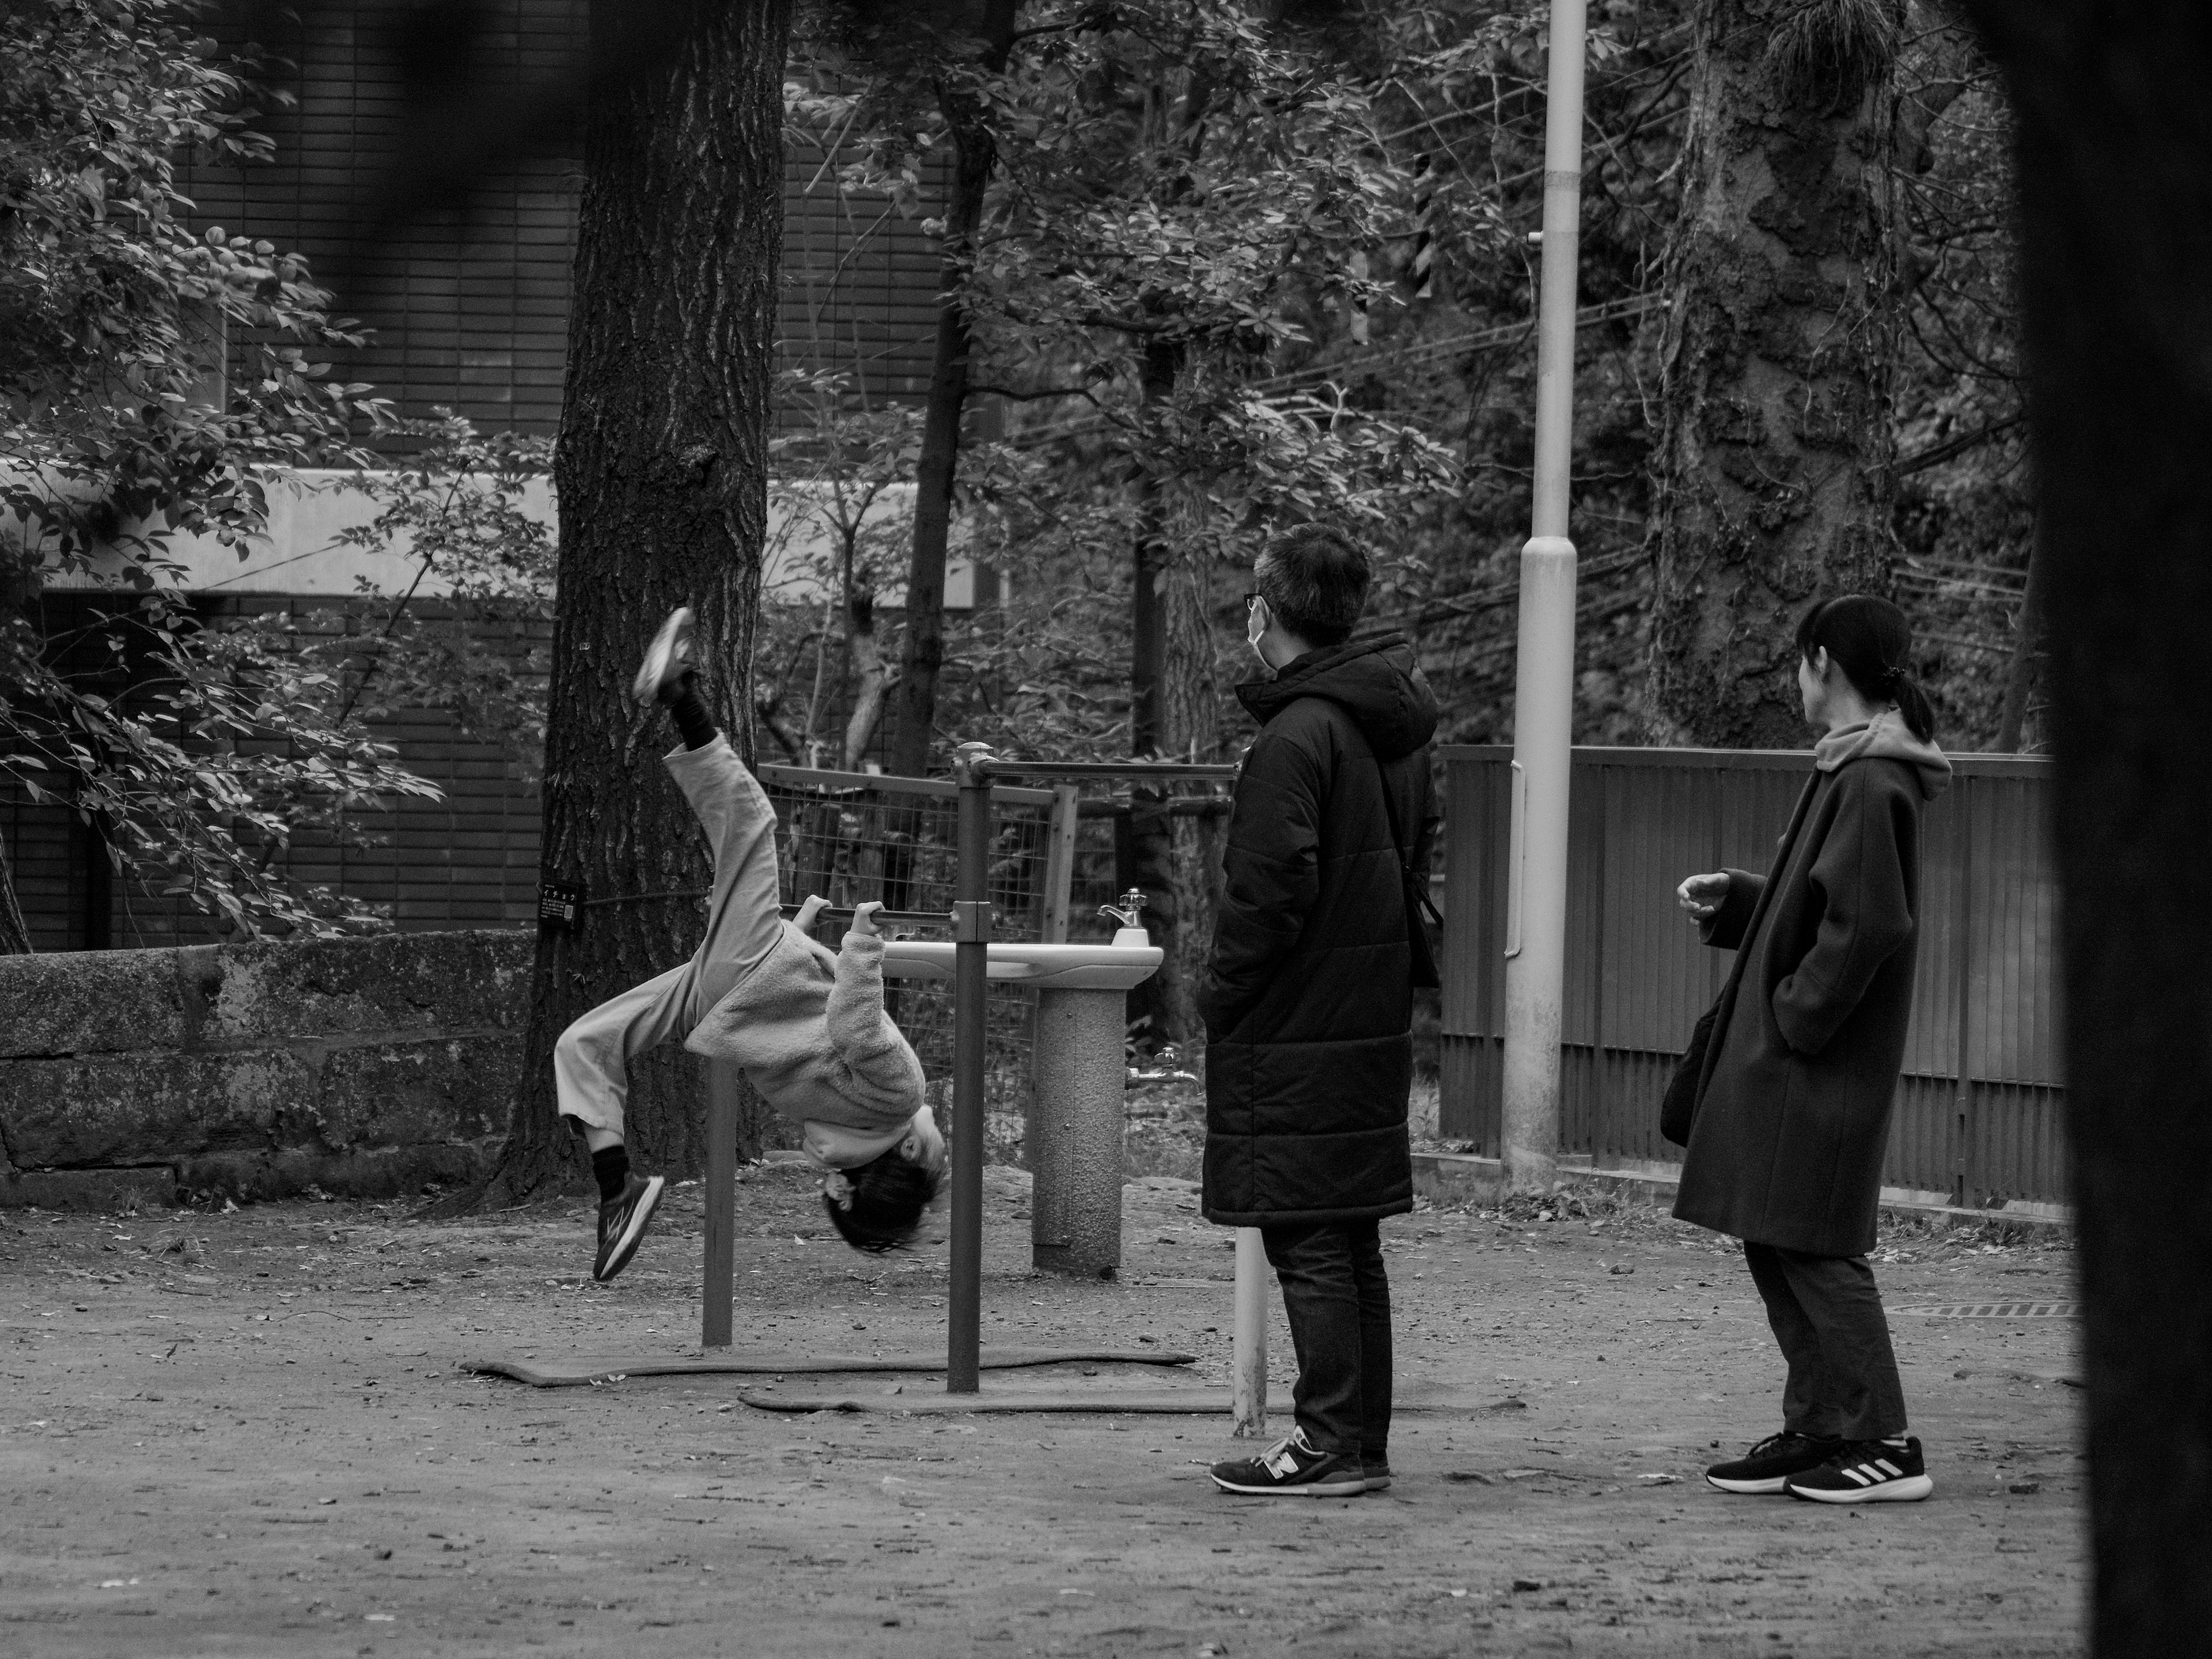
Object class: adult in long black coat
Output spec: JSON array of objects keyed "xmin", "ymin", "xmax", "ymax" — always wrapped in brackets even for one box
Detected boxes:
[
  {"xmin": 1199, "ymin": 525, "xmax": 1439, "ymax": 1500},
  {"xmin": 1675, "ymin": 595, "xmax": 1952, "ymax": 1507}
]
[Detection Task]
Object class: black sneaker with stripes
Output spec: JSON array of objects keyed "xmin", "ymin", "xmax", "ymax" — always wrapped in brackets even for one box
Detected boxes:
[
  {"xmin": 592, "ymin": 1172, "xmax": 665, "ymax": 1284},
  {"xmin": 1704, "ymin": 1430, "xmax": 1843, "ymax": 1494},
  {"xmin": 1785, "ymin": 1435, "xmax": 1933, "ymax": 1503}
]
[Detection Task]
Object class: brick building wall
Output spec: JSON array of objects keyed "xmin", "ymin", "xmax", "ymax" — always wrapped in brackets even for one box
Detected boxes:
[{"xmin": 176, "ymin": 1, "xmax": 945, "ymax": 434}]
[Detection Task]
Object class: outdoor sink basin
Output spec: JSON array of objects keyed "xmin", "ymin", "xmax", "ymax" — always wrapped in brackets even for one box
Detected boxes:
[{"xmin": 878, "ymin": 939, "xmax": 1162, "ymax": 990}]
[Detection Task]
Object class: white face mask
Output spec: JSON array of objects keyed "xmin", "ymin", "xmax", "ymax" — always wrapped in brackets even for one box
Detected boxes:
[{"xmin": 1247, "ymin": 595, "xmax": 1270, "ymax": 666}]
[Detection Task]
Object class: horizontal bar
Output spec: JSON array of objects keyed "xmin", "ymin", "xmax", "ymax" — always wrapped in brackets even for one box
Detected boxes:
[
  {"xmin": 1076, "ymin": 796, "xmax": 1234, "ymax": 820},
  {"xmin": 760, "ymin": 762, "xmax": 1058, "ymax": 806},
  {"xmin": 779, "ymin": 903, "xmax": 953, "ymax": 928},
  {"xmin": 1437, "ymin": 744, "xmax": 2054, "ymax": 778},
  {"xmin": 975, "ymin": 761, "xmax": 1241, "ymax": 781},
  {"xmin": 581, "ymin": 888, "xmax": 706, "ymax": 908}
]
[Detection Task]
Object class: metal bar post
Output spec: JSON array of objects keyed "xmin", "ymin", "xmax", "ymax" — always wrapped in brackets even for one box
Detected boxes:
[
  {"xmin": 1501, "ymin": 0, "xmax": 1587, "ymax": 1194},
  {"xmin": 701, "ymin": 1080, "xmax": 737, "ymax": 1349},
  {"xmin": 1040, "ymin": 785, "xmax": 1080, "ymax": 944},
  {"xmin": 947, "ymin": 743, "xmax": 995, "ymax": 1392},
  {"xmin": 1232, "ymin": 1228, "xmax": 1268, "ymax": 1437},
  {"xmin": 971, "ymin": 761, "xmax": 1241, "ymax": 781}
]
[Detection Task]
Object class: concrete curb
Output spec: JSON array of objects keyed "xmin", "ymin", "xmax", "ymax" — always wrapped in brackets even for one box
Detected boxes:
[{"xmin": 1411, "ymin": 1150, "xmax": 2073, "ymax": 1237}]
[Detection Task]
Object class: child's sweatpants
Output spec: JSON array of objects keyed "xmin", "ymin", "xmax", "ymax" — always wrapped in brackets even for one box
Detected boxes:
[{"xmin": 553, "ymin": 737, "xmax": 782, "ymax": 1140}]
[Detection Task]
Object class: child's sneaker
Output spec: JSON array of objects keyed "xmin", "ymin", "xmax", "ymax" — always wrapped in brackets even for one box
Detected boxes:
[
  {"xmin": 1785, "ymin": 1436, "xmax": 1933, "ymax": 1503},
  {"xmin": 1210, "ymin": 1430, "xmax": 1366, "ymax": 1498},
  {"xmin": 1705, "ymin": 1430, "xmax": 1843, "ymax": 1494},
  {"xmin": 593, "ymin": 1173, "xmax": 665, "ymax": 1283},
  {"xmin": 630, "ymin": 607, "xmax": 695, "ymax": 705},
  {"xmin": 1361, "ymin": 1453, "xmax": 1393, "ymax": 1493}
]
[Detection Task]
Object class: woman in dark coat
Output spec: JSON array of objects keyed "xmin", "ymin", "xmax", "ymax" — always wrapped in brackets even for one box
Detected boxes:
[{"xmin": 1673, "ymin": 595, "xmax": 1950, "ymax": 1506}]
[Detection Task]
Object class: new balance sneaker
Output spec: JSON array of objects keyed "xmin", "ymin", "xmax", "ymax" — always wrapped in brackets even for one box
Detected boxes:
[
  {"xmin": 630, "ymin": 607, "xmax": 695, "ymax": 705},
  {"xmin": 1785, "ymin": 1437, "xmax": 1933, "ymax": 1504},
  {"xmin": 1705, "ymin": 1430, "xmax": 1844, "ymax": 1494},
  {"xmin": 1210, "ymin": 1430, "xmax": 1368, "ymax": 1498},
  {"xmin": 593, "ymin": 1172, "xmax": 665, "ymax": 1283},
  {"xmin": 1361, "ymin": 1453, "xmax": 1393, "ymax": 1493}
]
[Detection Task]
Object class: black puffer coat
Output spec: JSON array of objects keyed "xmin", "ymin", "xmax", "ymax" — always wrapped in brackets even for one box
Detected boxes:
[{"xmin": 1199, "ymin": 634, "xmax": 1440, "ymax": 1227}]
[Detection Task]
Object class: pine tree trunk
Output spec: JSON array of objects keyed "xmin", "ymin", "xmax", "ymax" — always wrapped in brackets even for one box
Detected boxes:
[
  {"xmin": 464, "ymin": 0, "xmax": 792, "ymax": 1209},
  {"xmin": 1161, "ymin": 544, "xmax": 1224, "ymax": 1065},
  {"xmin": 1648, "ymin": 0, "xmax": 1905, "ymax": 746},
  {"xmin": 1958, "ymin": 5, "xmax": 2212, "ymax": 1649},
  {"xmin": 1124, "ymin": 339, "xmax": 1187, "ymax": 1052},
  {"xmin": 888, "ymin": 0, "xmax": 1018, "ymax": 780}
]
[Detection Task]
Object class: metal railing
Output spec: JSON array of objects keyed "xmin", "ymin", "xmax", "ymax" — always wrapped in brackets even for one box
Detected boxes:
[{"xmin": 1439, "ymin": 745, "xmax": 2066, "ymax": 1209}]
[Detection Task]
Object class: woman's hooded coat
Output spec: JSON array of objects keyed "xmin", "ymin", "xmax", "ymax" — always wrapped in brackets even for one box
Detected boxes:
[{"xmin": 1674, "ymin": 712, "xmax": 1953, "ymax": 1257}]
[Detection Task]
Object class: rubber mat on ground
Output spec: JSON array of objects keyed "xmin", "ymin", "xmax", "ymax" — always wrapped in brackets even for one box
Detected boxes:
[{"xmin": 468, "ymin": 1346, "xmax": 1197, "ymax": 1388}]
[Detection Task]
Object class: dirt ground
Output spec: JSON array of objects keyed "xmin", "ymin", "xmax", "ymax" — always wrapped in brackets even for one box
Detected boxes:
[{"xmin": 1, "ymin": 1162, "xmax": 2084, "ymax": 1658}]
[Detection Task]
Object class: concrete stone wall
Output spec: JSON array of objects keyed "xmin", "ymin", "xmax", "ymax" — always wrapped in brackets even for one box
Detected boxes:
[{"xmin": 0, "ymin": 931, "xmax": 533, "ymax": 1210}]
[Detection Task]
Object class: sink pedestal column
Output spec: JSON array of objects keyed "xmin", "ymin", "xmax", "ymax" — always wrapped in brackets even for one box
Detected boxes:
[{"xmin": 1026, "ymin": 987, "xmax": 1126, "ymax": 1278}]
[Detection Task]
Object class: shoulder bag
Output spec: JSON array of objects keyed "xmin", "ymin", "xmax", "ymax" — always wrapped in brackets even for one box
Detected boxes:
[{"xmin": 1659, "ymin": 995, "xmax": 1721, "ymax": 1147}]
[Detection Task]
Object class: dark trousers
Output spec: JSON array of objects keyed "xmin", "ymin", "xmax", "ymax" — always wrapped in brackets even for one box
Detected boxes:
[
  {"xmin": 1260, "ymin": 1219, "xmax": 1391, "ymax": 1460},
  {"xmin": 1743, "ymin": 1241, "xmax": 1908, "ymax": 1442}
]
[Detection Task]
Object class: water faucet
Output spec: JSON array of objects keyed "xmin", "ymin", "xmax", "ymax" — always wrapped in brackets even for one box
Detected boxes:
[
  {"xmin": 1100, "ymin": 888, "xmax": 1146, "ymax": 928},
  {"xmin": 1100, "ymin": 888, "xmax": 1149, "ymax": 945}
]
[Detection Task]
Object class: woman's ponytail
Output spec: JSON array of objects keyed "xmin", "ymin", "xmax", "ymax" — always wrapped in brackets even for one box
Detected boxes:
[
  {"xmin": 1891, "ymin": 672, "xmax": 1935, "ymax": 744},
  {"xmin": 1796, "ymin": 594, "xmax": 1936, "ymax": 743}
]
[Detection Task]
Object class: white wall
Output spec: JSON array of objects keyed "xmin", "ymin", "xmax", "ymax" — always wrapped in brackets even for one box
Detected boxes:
[{"xmin": 31, "ymin": 469, "xmax": 977, "ymax": 608}]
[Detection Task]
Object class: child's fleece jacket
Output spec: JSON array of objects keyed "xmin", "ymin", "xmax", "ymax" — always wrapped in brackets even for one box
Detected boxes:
[{"xmin": 683, "ymin": 922, "xmax": 927, "ymax": 1135}]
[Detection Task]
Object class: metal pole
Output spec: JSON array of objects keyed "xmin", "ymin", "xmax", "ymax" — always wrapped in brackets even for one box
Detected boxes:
[
  {"xmin": 1501, "ymin": 0, "xmax": 1587, "ymax": 1194},
  {"xmin": 1231, "ymin": 1228, "xmax": 1268, "ymax": 1437},
  {"xmin": 947, "ymin": 742, "xmax": 994, "ymax": 1392},
  {"xmin": 700, "ymin": 1075, "xmax": 737, "ymax": 1350}
]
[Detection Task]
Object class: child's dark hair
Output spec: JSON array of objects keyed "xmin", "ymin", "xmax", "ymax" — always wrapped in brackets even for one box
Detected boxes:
[
  {"xmin": 1796, "ymin": 594, "xmax": 1936, "ymax": 743},
  {"xmin": 1255, "ymin": 524, "xmax": 1371, "ymax": 647},
  {"xmin": 823, "ymin": 1147, "xmax": 940, "ymax": 1254}
]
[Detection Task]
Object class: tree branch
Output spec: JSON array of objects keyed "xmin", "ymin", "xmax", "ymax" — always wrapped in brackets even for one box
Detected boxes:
[
  {"xmin": 968, "ymin": 384, "xmax": 1100, "ymax": 403},
  {"xmin": 1896, "ymin": 414, "xmax": 2025, "ymax": 476}
]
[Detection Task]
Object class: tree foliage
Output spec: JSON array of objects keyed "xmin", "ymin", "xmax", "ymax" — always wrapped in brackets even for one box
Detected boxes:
[
  {"xmin": 798, "ymin": 0, "xmax": 1459, "ymax": 772},
  {"xmin": 789, "ymin": 0, "xmax": 2035, "ymax": 785},
  {"xmin": 306, "ymin": 415, "xmax": 556, "ymax": 768},
  {"xmin": 1, "ymin": 0, "xmax": 438, "ymax": 943}
]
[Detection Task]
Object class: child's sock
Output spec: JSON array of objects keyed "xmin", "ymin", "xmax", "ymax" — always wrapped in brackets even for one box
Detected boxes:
[
  {"xmin": 591, "ymin": 1143, "xmax": 632, "ymax": 1204},
  {"xmin": 662, "ymin": 673, "xmax": 717, "ymax": 751}
]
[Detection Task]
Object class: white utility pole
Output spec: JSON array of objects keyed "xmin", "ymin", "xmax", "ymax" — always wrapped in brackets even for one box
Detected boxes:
[{"xmin": 1501, "ymin": 0, "xmax": 1588, "ymax": 1192}]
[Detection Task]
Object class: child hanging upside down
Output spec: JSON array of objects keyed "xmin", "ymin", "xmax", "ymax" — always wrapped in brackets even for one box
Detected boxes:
[{"xmin": 556, "ymin": 607, "xmax": 946, "ymax": 1282}]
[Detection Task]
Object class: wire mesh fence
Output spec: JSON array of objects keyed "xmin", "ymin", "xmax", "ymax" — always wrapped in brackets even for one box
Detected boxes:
[{"xmin": 759, "ymin": 765, "xmax": 1092, "ymax": 1123}]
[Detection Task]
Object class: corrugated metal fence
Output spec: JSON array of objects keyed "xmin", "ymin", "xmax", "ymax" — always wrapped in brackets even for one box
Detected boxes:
[{"xmin": 1439, "ymin": 745, "xmax": 2065, "ymax": 1207}]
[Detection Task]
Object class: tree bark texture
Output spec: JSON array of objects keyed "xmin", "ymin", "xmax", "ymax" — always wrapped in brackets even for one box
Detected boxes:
[
  {"xmin": 1995, "ymin": 513, "xmax": 2047, "ymax": 752},
  {"xmin": 842, "ymin": 593, "xmax": 889, "ymax": 771},
  {"xmin": 1647, "ymin": 0, "xmax": 1905, "ymax": 746},
  {"xmin": 1957, "ymin": 6, "xmax": 2212, "ymax": 1650},
  {"xmin": 1161, "ymin": 548, "xmax": 1225, "ymax": 1062},
  {"xmin": 1125, "ymin": 339, "xmax": 1224, "ymax": 1053},
  {"xmin": 471, "ymin": 0, "xmax": 793, "ymax": 1207},
  {"xmin": 888, "ymin": 0, "xmax": 1018, "ymax": 781}
]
